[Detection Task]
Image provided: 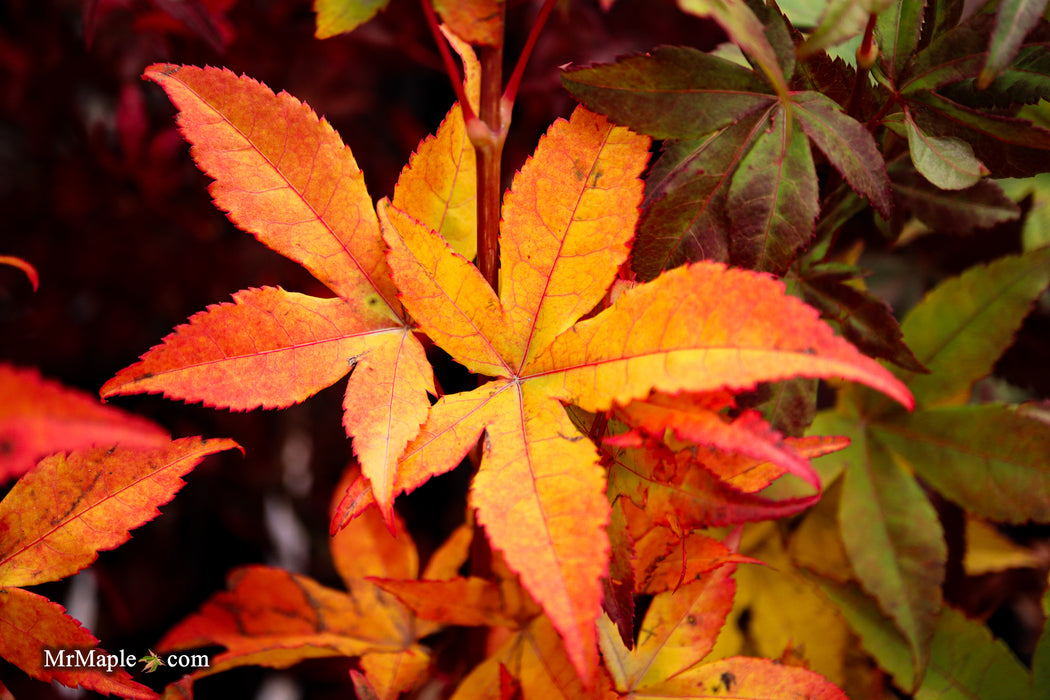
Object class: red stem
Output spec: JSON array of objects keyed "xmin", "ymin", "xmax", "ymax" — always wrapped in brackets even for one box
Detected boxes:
[
  {"xmin": 503, "ymin": 0, "xmax": 558, "ymax": 106},
  {"xmin": 419, "ymin": 0, "xmax": 476, "ymax": 123},
  {"xmin": 475, "ymin": 42, "xmax": 505, "ymax": 293}
]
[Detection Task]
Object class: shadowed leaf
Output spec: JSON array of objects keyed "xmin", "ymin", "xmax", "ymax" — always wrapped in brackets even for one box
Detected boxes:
[
  {"xmin": 0, "ymin": 364, "xmax": 169, "ymax": 482},
  {"xmin": 794, "ymin": 91, "xmax": 892, "ymax": 218},
  {"xmin": 839, "ymin": 428, "xmax": 946, "ymax": 685},
  {"xmin": 561, "ymin": 46, "xmax": 774, "ymax": 140},
  {"xmin": 895, "ymin": 246, "xmax": 1050, "ymax": 408},
  {"xmin": 874, "ymin": 405, "xmax": 1050, "ymax": 523},
  {"xmin": 726, "ymin": 105, "xmax": 818, "ymax": 274},
  {"xmin": 890, "ymin": 164, "xmax": 1020, "ymax": 235},
  {"xmin": 676, "ymin": 0, "xmax": 788, "ymax": 97},
  {"xmin": 0, "ymin": 588, "xmax": 157, "ymax": 699},
  {"xmin": 0, "ymin": 437, "xmax": 238, "ymax": 588},
  {"xmin": 314, "ymin": 0, "xmax": 390, "ymax": 38},
  {"xmin": 633, "ymin": 117, "xmax": 765, "ymax": 279},
  {"xmin": 979, "ymin": 0, "xmax": 1050, "ymax": 88}
]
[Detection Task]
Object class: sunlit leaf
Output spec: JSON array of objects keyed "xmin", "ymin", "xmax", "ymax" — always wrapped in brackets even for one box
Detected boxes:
[
  {"xmin": 392, "ymin": 102, "xmax": 478, "ymax": 259},
  {"xmin": 433, "ymin": 0, "xmax": 502, "ymax": 46},
  {"xmin": 109, "ymin": 65, "xmax": 441, "ymax": 522},
  {"xmin": 383, "ymin": 105, "xmax": 909, "ymax": 680},
  {"xmin": 160, "ymin": 492, "xmax": 436, "ymax": 693},
  {"xmin": 599, "ymin": 563, "xmax": 736, "ymax": 690},
  {"xmin": 449, "ymin": 616, "xmax": 585, "ymax": 700},
  {"xmin": 964, "ymin": 517, "xmax": 1041, "ymax": 575},
  {"xmin": 614, "ymin": 392, "xmax": 821, "ymax": 490},
  {"xmin": 140, "ymin": 65, "xmax": 398, "ymax": 307},
  {"xmin": 633, "ymin": 656, "xmax": 850, "ymax": 699}
]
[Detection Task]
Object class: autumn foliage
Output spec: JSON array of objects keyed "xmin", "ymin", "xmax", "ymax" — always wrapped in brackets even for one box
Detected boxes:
[{"xmin": 3, "ymin": 0, "xmax": 1050, "ymax": 698}]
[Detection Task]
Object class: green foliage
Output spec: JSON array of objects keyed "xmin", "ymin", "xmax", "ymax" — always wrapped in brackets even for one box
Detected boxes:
[{"xmin": 561, "ymin": 0, "xmax": 1050, "ymax": 696}]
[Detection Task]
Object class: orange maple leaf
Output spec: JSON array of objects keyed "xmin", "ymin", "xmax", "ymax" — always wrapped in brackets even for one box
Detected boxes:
[
  {"xmin": 378, "ymin": 105, "xmax": 913, "ymax": 681},
  {"xmin": 99, "ymin": 65, "xmax": 465, "ymax": 523},
  {"xmin": 598, "ymin": 557, "xmax": 849, "ymax": 699},
  {"xmin": 0, "ymin": 437, "xmax": 237, "ymax": 697},
  {"xmin": 609, "ymin": 390, "xmax": 822, "ymax": 490},
  {"xmin": 157, "ymin": 465, "xmax": 466, "ymax": 699},
  {"xmin": 0, "ymin": 364, "xmax": 170, "ymax": 482}
]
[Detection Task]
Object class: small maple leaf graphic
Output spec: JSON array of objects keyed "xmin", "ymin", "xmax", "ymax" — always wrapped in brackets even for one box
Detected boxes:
[{"xmin": 139, "ymin": 650, "xmax": 165, "ymax": 673}]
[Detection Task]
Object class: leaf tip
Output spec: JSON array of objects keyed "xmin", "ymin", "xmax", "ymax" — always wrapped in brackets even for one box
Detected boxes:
[
  {"xmin": 142, "ymin": 63, "xmax": 182, "ymax": 81},
  {"xmin": 0, "ymin": 255, "xmax": 39, "ymax": 291}
]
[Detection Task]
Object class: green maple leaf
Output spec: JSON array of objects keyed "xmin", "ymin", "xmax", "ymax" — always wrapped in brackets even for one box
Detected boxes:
[{"xmin": 139, "ymin": 650, "xmax": 165, "ymax": 673}]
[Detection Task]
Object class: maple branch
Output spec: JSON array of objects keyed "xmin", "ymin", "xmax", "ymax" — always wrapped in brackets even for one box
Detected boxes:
[
  {"xmin": 419, "ymin": 0, "xmax": 476, "ymax": 123},
  {"xmin": 474, "ymin": 39, "xmax": 506, "ymax": 293},
  {"xmin": 503, "ymin": 0, "xmax": 557, "ymax": 107},
  {"xmin": 418, "ymin": 0, "xmax": 506, "ymax": 292}
]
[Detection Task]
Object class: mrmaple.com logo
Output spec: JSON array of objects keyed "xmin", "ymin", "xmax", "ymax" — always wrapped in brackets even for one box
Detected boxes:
[{"xmin": 42, "ymin": 648, "xmax": 209, "ymax": 673}]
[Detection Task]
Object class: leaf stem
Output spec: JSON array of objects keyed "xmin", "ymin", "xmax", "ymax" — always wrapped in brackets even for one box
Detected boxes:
[
  {"xmin": 847, "ymin": 13, "xmax": 879, "ymax": 120},
  {"xmin": 502, "ymin": 0, "xmax": 557, "ymax": 107},
  {"xmin": 419, "ymin": 0, "xmax": 476, "ymax": 123}
]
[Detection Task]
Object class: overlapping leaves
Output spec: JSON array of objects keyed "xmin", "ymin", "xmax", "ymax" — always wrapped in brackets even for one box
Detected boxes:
[
  {"xmin": 877, "ymin": 0, "xmax": 1050, "ymax": 187},
  {"xmin": 808, "ymin": 246, "xmax": 1050, "ymax": 689},
  {"xmin": 0, "ymin": 436, "xmax": 237, "ymax": 698},
  {"xmin": 379, "ymin": 103, "xmax": 910, "ymax": 679},
  {"xmin": 157, "ymin": 466, "xmax": 461, "ymax": 699},
  {"xmin": 561, "ymin": 34, "xmax": 891, "ymax": 280},
  {"xmin": 104, "ymin": 59, "xmax": 914, "ymax": 685},
  {"xmin": 100, "ymin": 64, "xmax": 480, "ymax": 524}
]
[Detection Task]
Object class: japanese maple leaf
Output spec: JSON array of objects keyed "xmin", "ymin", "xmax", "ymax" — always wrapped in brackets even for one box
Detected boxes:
[
  {"xmin": 598, "ymin": 560, "xmax": 849, "ymax": 699},
  {"xmin": 157, "ymin": 465, "xmax": 468, "ymax": 699},
  {"xmin": 378, "ymin": 105, "xmax": 912, "ymax": 680},
  {"xmin": 0, "ymin": 364, "xmax": 170, "ymax": 481},
  {"xmin": 0, "ymin": 437, "xmax": 237, "ymax": 698},
  {"xmin": 100, "ymin": 64, "xmax": 482, "ymax": 522}
]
